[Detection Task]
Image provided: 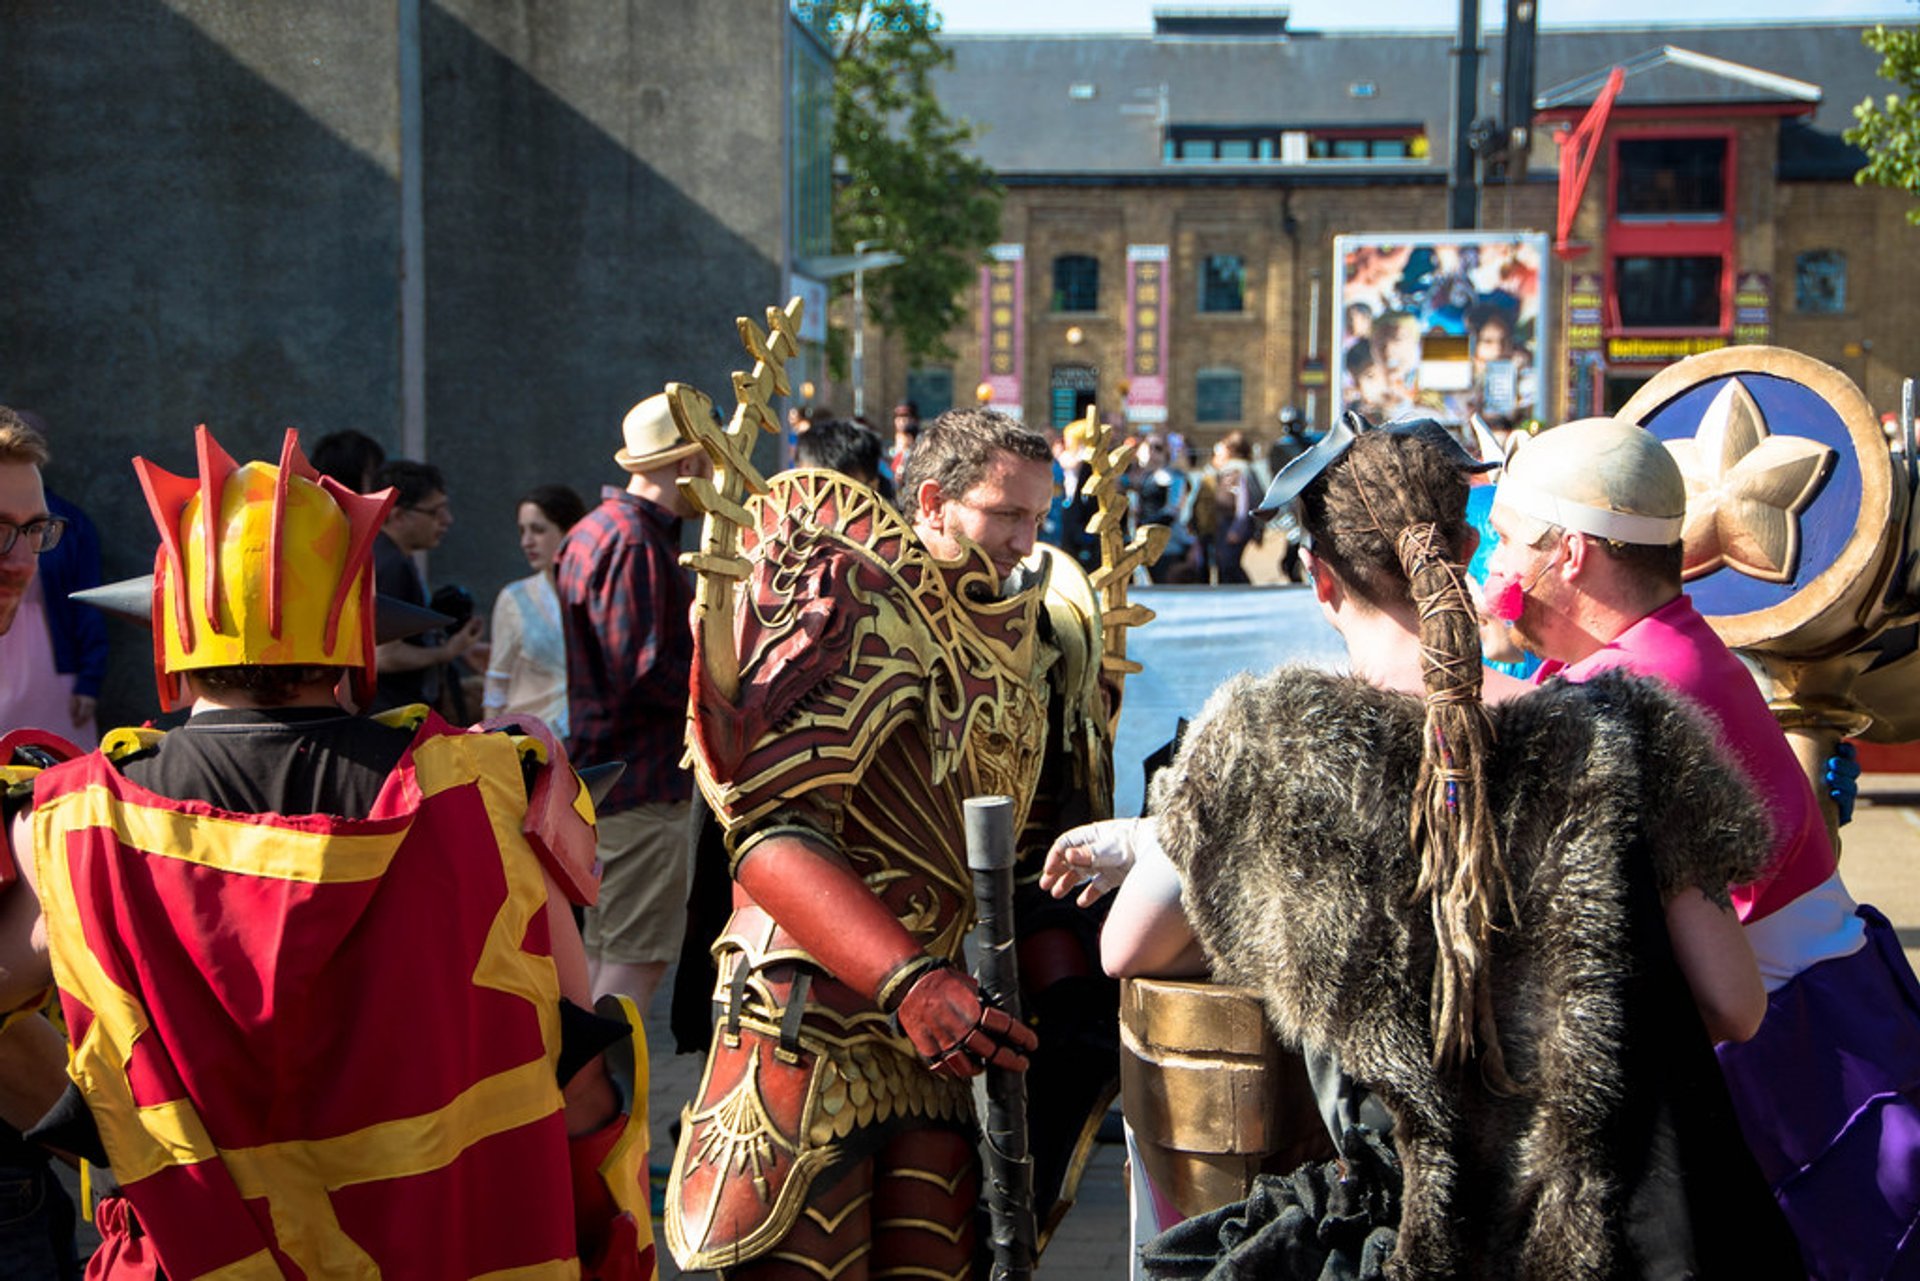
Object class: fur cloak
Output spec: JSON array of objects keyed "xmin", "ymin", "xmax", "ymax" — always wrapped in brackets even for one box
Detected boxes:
[{"xmin": 1150, "ymin": 667, "xmax": 1803, "ymax": 1280}]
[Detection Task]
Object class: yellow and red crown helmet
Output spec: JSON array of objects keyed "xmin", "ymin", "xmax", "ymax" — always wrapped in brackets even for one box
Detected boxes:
[{"xmin": 133, "ymin": 426, "xmax": 395, "ymax": 711}]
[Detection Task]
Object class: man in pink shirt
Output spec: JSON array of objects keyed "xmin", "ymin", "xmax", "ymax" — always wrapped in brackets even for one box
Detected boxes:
[{"xmin": 1485, "ymin": 416, "xmax": 1920, "ymax": 1280}]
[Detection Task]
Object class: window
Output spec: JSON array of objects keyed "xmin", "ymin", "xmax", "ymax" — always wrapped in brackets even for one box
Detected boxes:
[
  {"xmin": 1165, "ymin": 125, "xmax": 1424, "ymax": 164},
  {"xmin": 1795, "ymin": 250, "xmax": 1848, "ymax": 315},
  {"xmin": 1309, "ymin": 133, "xmax": 1418, "ymax": 160},
  {"xmin": 1616, "ymin": 256, "xmax": 1722, "ymax": 329},
  {"xmin": 906, "ymin": 367, "xmax": 954, "ymax": 418},
  {"xmin": 1196, "ymin": 367, "xmax": 1243, "ymax": 423},
  {"xmin": 1616, "ymin": 138, "xmax": 1727, "ymax": 218},
  {"xmin": 1053, "ymin": 254, "xmax": 1099, "ymax": 312},
  {"xmin": 1200, "ymin": 255, "xmax": 1245, "ymax": 313},
  {"xmin": 1607, "ymin": 133, "xmax": 1734, "ymax": 336}
]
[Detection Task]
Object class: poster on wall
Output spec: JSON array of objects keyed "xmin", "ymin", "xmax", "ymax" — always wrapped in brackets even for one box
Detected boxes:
[
  {"xmin": 1332, "ymin": 231, "xmax": 1550, "ymax": 429},
  {"xmin": 979, "ymin": 243, "xmax": 1025, "ymax": 418},
  {"xmin": 1125, "ymin": 244, "xmax": 1170, "ymax": 424}
]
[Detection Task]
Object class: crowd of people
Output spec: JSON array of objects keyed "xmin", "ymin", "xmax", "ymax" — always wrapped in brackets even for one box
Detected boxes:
[{"xmin": 0, "ymin": 356, "xmax": 1914, "ymax": 1281}]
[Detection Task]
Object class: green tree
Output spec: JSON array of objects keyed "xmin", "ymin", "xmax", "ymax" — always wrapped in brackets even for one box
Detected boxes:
[
  {"xmin": 1848, "ymin": 23, "xmax": 1920, "ymax": 224},
  {"xmin": 803, "ymin": 1, "xmax": 1002, "ymax": 364}
]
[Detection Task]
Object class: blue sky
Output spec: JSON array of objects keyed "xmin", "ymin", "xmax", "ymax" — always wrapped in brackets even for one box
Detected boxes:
[{"xmin": 935, "ymin": 0, "xmax": 1916, "ymax": 32}]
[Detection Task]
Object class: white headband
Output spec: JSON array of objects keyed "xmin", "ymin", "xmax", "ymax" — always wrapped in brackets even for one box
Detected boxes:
[{"xmin": 1492, "ymin": 476, "xmax": 1684, "ymax": 546}]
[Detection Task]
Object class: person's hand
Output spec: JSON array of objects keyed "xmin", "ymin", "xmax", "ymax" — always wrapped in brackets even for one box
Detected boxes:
[
  {"xmin": 893, "ymin": 965, "xmax": 1036, "ymax": 1078},
  {"xmin": 443, "ymin": 616, "xmax": 484, "ymax": 660},
  {"xmin": 1825, "ymin": 741, "xmax": 1861, "ymax": 827},
  {"xmin": 68, "ymin": 695, "xmax": 96, "ymax": 731},
  {"xmin": 1040, "ymin": 818, "xmax": 1142, "ymax": 906}
]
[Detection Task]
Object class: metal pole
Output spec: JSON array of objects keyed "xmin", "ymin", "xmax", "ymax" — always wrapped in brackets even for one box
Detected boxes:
[
  {"xmin": 398, "ymin": 0, "xmax": 426, "ymax": 461},
  {"xmin": 964, "ymin": 795, "xmax": 1034, "ymax": 1281},
  {"xmin": 853, "ymin": 238, "xmax": 872, "ymax": 419},
  {"xmin": 1449, "ymin": 0, "xmax": 1482, "ymax": 230},
  {"xmin": 1306, "ymin": 271, "xmax": 1322, "ymax": 426}
]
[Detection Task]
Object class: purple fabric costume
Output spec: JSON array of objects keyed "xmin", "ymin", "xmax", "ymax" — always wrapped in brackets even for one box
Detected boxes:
[{"xmin": 1542, "ymin": 595, "xmax": 1920, "ymax": 1280}]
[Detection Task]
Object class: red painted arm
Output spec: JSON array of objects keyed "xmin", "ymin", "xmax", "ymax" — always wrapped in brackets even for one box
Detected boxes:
[
  {"xmin": 735, "ymin": 833, "xmax": 1035, "ymax": 1076},
  {"xmin": 734, "ymin": 833, "xmax": 922, "ymax": 1002}
]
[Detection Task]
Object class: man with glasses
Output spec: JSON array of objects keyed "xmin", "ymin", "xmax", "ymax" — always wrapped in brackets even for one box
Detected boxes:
[
  {"xmin": 369, "ymin": 458, "xmax": 482, "ymax": 713},
  {"xmin": 0, "ymin": 433, "xmax": 63, "ymax": 637},
  {"xmin": 0, "ymin": 407, "xmax": 82, "ymax": 1279},
  {"xmin": 0, "ymin": 412, "xmax": 102, "ymax": 750}
]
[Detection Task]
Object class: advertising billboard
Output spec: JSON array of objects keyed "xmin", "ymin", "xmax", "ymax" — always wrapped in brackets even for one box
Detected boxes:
[{"xmin": 1332, "ymin": 231, "xmax": 1550, "ymax": 429}]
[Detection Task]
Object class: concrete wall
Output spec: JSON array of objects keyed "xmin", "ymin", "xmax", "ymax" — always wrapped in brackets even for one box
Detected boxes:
[
  {"xmin": 420, "ymin": 0, "xmax": 786, "ymax": 608},
  {"xmin": 0, "ymin": 0, "xmax": 789, "ymax": 725}
]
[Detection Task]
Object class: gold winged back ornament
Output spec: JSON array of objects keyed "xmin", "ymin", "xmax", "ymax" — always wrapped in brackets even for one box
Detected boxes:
[
  {"xmin": 1074, "ymin": 406, "xmax": 1171, "ymax": 728},
  {"xmin": 669, "ymin": 296, "xmax": 805, "ymax": 705}
]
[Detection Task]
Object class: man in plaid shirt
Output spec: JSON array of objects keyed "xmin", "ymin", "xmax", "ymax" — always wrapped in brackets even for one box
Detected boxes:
[{"xmin": 557, "ymin": 393, "xmax": 711, "ymax": 1010}]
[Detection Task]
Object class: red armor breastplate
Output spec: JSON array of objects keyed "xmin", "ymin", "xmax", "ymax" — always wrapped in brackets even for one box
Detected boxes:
[{"xmin": 667, "ymin": 472, "xmax": 1053, "ymax": 1269}]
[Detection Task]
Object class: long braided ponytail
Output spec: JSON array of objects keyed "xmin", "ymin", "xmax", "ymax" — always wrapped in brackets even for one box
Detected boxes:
[{"xmin": 1297, "ymin": 428, "xmax": 1518, "ymax": 1088}]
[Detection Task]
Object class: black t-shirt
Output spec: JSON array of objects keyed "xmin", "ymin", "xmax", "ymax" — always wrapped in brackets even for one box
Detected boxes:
[
  {"xmin": 116, "ymin": 707, "xmax": 414, "ymax": 818},
  {"xmin": 371, "ymin": 532, "xmax": 441, "ymax": 713}
]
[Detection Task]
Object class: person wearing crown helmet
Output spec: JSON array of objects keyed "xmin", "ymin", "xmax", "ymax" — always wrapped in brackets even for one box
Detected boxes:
[
  {"xmin": 0, "ymin": 426, "xmax": 657, "ymax": 1279},
  {"xmin": 1482, "ymin": 416, "xmax": 1920, "ymax": 1280}
]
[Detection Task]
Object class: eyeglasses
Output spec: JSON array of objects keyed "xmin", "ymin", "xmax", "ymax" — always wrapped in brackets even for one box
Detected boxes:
[
  {"xmin": 406, "ymin": 501, "xmax": 451, "ymax": 519},
  {"xmin": 0, "ymin": 518, "xmax": 66, "ymax": 556}
]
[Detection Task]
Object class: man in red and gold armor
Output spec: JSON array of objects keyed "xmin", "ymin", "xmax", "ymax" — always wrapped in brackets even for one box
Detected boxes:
[
  {"xmin": 666, "ymin": 406, "xmax": 1085, "ymax": 1279},
  {"xmin": 0, "ymin": 426, "xmax": 654, "ymax": 1279}
]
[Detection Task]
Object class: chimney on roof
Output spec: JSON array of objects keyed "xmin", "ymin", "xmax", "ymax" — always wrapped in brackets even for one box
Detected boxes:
[{"xmin": 1152, "ymin": 7, "xmax": 1291, "ymax": 38}]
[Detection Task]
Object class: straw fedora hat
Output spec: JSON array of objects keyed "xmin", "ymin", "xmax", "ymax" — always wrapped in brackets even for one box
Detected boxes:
[{"xmin": 614, "ymin": 394, "xmax": 704, "ymax": 472}]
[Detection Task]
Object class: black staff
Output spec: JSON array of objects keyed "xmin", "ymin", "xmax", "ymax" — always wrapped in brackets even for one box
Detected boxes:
[{"xmin": 965, "ymin": 794, "xmax": 1036, "ymax": 1281}]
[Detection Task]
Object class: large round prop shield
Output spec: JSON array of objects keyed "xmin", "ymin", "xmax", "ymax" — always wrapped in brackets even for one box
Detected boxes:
[{"xmin": 1619, "ymin": 346, "xmax": 1897, "ymax": 658}]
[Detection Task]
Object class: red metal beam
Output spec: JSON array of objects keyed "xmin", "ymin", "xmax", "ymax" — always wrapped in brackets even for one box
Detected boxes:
[{"xmin": 1554, "ymin": 66, "xmax": 1626, "ymax": 260}]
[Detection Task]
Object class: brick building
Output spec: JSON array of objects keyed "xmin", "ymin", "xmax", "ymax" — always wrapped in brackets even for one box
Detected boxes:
[{"xmin": 851, "ymin": 10, "xmax": 1913, "ymax": 450}]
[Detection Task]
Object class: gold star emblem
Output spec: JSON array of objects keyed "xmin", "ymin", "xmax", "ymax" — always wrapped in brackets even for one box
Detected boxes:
[{"xmin": 1665, "ymin": 378, "xmax": 1835, "ymax": 583}]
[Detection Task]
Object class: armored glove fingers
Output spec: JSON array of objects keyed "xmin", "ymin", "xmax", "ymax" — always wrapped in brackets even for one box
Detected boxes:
[
  {"xmin": 1040, "ymin": 816, "xmax": 1147, "ymax": 906},
  {"xmin": 892, "ymin": 963, "xmax": 1038, "ymax": 1078}
]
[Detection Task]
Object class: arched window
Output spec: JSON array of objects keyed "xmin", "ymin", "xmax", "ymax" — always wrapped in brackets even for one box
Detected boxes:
[{"xmin": 1053, "ymin": 254, "xmax": 1100, "ymax": 313}]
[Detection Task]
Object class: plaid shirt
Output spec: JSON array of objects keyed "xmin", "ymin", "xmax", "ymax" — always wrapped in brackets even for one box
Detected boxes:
[{"xmin": 556, "ymin": 487, "xmax": 694, "ymax": 811}]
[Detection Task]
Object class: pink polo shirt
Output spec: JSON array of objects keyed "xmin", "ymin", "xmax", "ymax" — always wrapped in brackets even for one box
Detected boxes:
[{"xmin": 1535, "ymin": 595, "xmax": 1835, "ymax": 925}]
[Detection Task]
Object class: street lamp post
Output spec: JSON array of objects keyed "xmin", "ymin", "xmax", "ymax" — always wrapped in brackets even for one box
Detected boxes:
[
  {"xmin": 854, "ymin": 239, "xmax": 874, "ymax": 419},
  {"xmin": 802, "ymin": 242, "xmax": 906, "ymax": 418},
  {"xmin": 794, "ymin": 245, "xmax": 904, "ymax": 418}
]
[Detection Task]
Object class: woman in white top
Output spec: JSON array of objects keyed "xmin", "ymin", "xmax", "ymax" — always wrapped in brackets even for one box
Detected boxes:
[{"xmin": 483, "ymin": 484, "xmax": 586, "ymax": 735}]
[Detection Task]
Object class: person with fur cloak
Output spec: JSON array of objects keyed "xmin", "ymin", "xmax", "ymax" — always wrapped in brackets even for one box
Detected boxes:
[{"xmin": 1042, "ymin": 419, "xmax": 1803, "ymax": 1278}]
